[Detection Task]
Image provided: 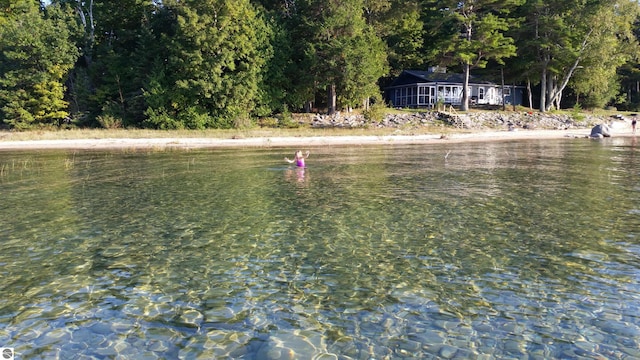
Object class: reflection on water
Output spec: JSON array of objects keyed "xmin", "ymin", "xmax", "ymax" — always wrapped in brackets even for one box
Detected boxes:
[{"xmin": 0, "ymin": 138, "xmax": 639, "ymax": 359}]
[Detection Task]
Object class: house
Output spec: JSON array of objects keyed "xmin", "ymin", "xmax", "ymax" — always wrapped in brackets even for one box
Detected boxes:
[{"xmin": 385, "ymin": 67, "xmax": 525, "ymax": 108}]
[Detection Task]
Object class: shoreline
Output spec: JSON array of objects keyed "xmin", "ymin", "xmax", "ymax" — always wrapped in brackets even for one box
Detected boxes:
[{"xmin": 0, "ymin": 129, "xmax": 603, "ymax": 150}]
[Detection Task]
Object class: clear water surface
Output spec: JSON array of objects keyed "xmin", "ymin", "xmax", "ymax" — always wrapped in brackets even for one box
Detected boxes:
[{"xmin": 0, "ymin": 137, "xmax": 639, "ymax": 359}]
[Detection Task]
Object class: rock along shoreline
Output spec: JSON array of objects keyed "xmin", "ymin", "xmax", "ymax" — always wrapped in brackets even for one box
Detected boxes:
[{"xmin": 0, "ymin": 111, "xmax": 634, "ymax": 150}]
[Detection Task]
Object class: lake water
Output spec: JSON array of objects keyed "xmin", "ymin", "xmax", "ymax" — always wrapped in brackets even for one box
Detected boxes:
[{"xmin": 0, "ymin": 137, "xmax": 639, "ymax": 359}]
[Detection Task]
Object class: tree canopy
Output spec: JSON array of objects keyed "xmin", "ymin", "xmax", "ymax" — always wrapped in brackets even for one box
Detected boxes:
[{"xmin": 0, "ymin": 0, "xmax": 639, "ymax": 129}]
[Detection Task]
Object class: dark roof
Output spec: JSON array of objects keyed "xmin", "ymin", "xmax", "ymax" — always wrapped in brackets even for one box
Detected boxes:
[{"xmin": 388, "ymin": 70, "xmax": 496, "ymax": 88}]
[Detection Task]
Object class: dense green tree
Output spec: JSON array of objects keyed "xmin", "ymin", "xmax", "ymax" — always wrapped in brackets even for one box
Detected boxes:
[
  {"xmin": 359, "ymin": 0, "xmax": 424, "ymax": 88},
  {"xmin": 511, "ymin": 0, "xmax": 639, "ymax": 112},
  {"xmin": 68, "ymin": 0, "xmax": 160, "ymax": 126},
  {"xmin": 569, "ymin": 1, "xmax": 639, "ymax": 109},
  {"xmin": 382, "ymin": 1, "xmax": 424, "ymax": 77},
  {"xmin": 251, "ymin": 1, "xmax": 310, "ymax": 115},
  {"xmin": 266, "ymin": 0, "xmax": 320, "ymax": 113},
  {"xmin": 298, "ymin": 0, "xmax": 387, "ymax": 114},
  {"xmin": 52, "ymin": 0, "xmax": 164, "ymax": 127},
  {"xmin": 0, "ymin": 1, "xmax": 80, "ymax": 129},
  {"xmin": 617, "ymin": 62, "xmax": 640, "ymax": 110},
  {"xmin": 423, "ymin": 0, "xmax": 523, "ymax": 111},
  {"xmin": 3, "ymin": 0, "xmax": 640, "ymax": 128},
  {"xmin": 143, "ymin": 0, "xmax": 270, "ymax": 129},
  {"xmin": 617, "ymin": 16, "xmax": 640, "ymax": 111}
]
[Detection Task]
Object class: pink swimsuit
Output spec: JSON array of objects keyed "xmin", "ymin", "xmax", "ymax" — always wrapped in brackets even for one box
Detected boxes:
[{"xmin": 296, "ymin": 158, "xmax": 305, "ymax": 167}]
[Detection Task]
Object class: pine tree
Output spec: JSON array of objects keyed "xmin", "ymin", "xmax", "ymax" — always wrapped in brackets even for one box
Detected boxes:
[
  {"xmin": 297, "ymin": 0, "xmax": 387, "ymax": 114},
  {"xmin": 0, "ymin": 1, "xmax": 80, "ymax": 129},
  {"xmin": 423, "ymin": 0, "xmax": 522, "ymax": 111},
  {"xmin": 146, "ymin": 0, "xmax": 270, "ymax": 128}
]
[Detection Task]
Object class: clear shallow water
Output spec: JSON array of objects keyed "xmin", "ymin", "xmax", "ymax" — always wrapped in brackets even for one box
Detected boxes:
[{"xmin": 0, "ymin": 138, "xmax": 639, "ymax": 359}]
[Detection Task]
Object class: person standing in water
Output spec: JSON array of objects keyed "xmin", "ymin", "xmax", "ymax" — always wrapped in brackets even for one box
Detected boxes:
[
  {"xmin": 285, "ymin": 150, "xmax": 310, "ymax": 168},
  {"xmin": 632, "ymin": 117, "xmax": 637, "ymax": 135}
]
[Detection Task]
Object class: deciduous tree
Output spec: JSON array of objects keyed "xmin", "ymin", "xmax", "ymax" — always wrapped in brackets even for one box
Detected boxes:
[{"xmin": 512, "ymin": 0, "xmax": 639, "ymax": 112}]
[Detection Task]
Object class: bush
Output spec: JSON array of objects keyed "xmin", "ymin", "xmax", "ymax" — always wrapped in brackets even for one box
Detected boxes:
[
  {"xmin": 278, "ymin": 104, "xmax": 300, "ymax": 128},
  {"xmin": 96, "ymin": 114, "xmax": 122, "ymax": 129},
  {"xmin": 178, "ymin": 107, "xmax": 212, "ymax": 129},
  {"xmin": 144, "ymin": 107, "xmax": 184, "ymax": 129},
  {"xmin": 233, "ymin": 116, "xmax": 253, "ymax": 129},
  {"xmin": 257, "ymin": 117, "xmax": 279, "ymax": 128},
  {"xmin": 363, "ymin": 102, "xmax": 388, "ymax": 123},
  {"xmin": 571, "ymin": 103, "xmax": 585, "ymax": 122}
]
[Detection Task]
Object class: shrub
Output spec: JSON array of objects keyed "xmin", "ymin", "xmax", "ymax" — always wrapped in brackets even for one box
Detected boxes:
[
  {"xmin": 144, "ymin": 107, "xmax": 184, "ymax": 130},
  {"xmin": 257, "ymin": 117, "xmax": 279, "ymax": 128},
  {"xmin": 233, "ymin": 116, "xmax": 253, "ymax": 129},
  {"xmin": 363, "ymin": 102, "xmax": 388, "ymax": 123},
  {"xmin": 178, "ymin": 107, "xmax": 212, "ymax": 130},
  {"xmin": 96, "ymin": 114, "xmax": 122, "ymax": 129}
]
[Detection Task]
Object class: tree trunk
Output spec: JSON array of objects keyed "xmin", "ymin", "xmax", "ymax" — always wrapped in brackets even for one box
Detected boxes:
[
  {"xmin": 527, "ymin": 79, "xmax": 533, "ymax": 110},
  {"xmin": 546, "ymin": 59, "xmax": 583, "ymax": 111},
  {"xmin": 362, "ymin": 97, "xmax": 370, "ymax": 111},
  {"xmin": 554, "ymin": 88, "xmax": 562, "ymax": 110},
  {"xmin": 461, "ymin": 63, "xmax": 470, "ymax": 111},
  {"xmin": 540, "ymin": 66, "xmax": 547, "ymax": 112},
  {"xmin": 501, "ymin": 67, "xmax": 506, "ymax": 111},
  {"xmin": 304, "ymin": 100, "xmax": 312, "ymax": 113},
  {"xmin": 546, "ymin": 76, "xmax": 555, "ymax": 111},
  {"xmin": 77, "ymin": 0, "xmax": 95, "ymax": 67},
  {"xmin": 327, "ymin": 84, "xmax": 336, "ymax": 115}
]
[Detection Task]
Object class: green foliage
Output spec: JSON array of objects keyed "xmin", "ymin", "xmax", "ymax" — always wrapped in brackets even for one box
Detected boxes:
[
  {"xmin": 508, "ymin": 0, "xmax": 639, "ymax": 112},
  {"xmin": 96, "ymin": 114, "xmax": 123, "ymax": 129},
  {"xmin": 423, "ymin": 0, "xmax": 522, "ymax": 110},
  {"xmin": 144, "ymin": 107, "xmax": 184, "ymax": 130},
  {"xmin": 0, "ymin": 2, "xmax": 80, "ymax": 129},
  {"xmin": 571, "ymin": 103, "xmax": 585, "ymax": 121},
  {"xmin": 295, "ymin": 0, "xmax": 387, "ymax": 112},
  {"xmin": 178, "ymin": 106, "xmax": 214, "ymax": 130},
  {"xmin": 381, "ymin": 2, "xmax": 425, "ymax": 77},
  {"xmin": 257, "ymin": 117, "xmax": 279, "ymax": 128},
  {"xmin": 278, "ymin": 104, "xmax": 299, "ymax": 128},
  {"xmin": 2, "ymin": 0, "xmax": 640, "ymax": 128},
  {"xmin": 253, "ymin": 15, "xmax": 288, "ymax": 116},
  {"xmin": 363, "ymin": 101, "xmax": 388, "ymax": 123},
  {"xmin": 159, "ymin": 0, "xmax": 269, "ymax": 128}
]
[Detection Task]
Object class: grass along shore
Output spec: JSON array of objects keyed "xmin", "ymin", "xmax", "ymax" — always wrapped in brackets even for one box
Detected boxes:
[
  {"xmin": 0, "ymin": 108, "xmax": 633, "ymax": 146},
  {"xmin": 0, "ymin": 119, "xmax": 489, "ymax": 143}
]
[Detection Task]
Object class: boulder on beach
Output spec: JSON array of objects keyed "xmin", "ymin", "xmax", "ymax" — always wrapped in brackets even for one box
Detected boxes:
[{"xmin": 590, "ymin": 124, "xmax": 611, "ymax": 138}]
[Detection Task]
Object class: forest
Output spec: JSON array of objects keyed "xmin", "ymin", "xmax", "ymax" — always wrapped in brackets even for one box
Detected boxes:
[{"xmin": 1, "ymin": 0, "xmax": 640, "ymax": 130}]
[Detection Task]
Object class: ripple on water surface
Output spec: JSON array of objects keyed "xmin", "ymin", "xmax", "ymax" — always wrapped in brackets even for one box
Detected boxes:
[{"xmin": 1, "ymin": 141, "xmax": 639, "ymax": 358}]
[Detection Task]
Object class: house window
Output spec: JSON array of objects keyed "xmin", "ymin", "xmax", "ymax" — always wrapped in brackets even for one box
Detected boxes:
[
  {"xmin": 396, "ymin": 87, "xmax": 421, "ymax": 107},
  {"xmin": 437, "ymin": 85, "xmax": 463, "ymax": 105},
  {"xmin": 478, "ymin": 87, "xmax": 485, "ymax": 101},
  {"xmin": 408, "ymin": 86, "xmax": 415, "ymax": 106},
  {"xmin": 503, "ymin": 87, "xmax": 511, "ymax": 96},
  {"xmin": 418, "ymin": 86, "xmax": 428, "ymax": 105}
]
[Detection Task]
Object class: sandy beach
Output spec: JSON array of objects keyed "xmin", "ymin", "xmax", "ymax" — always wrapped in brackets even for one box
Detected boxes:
[{"xmin": 0, "ymin": 128, "xmax": 600, "ymax": 150}]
